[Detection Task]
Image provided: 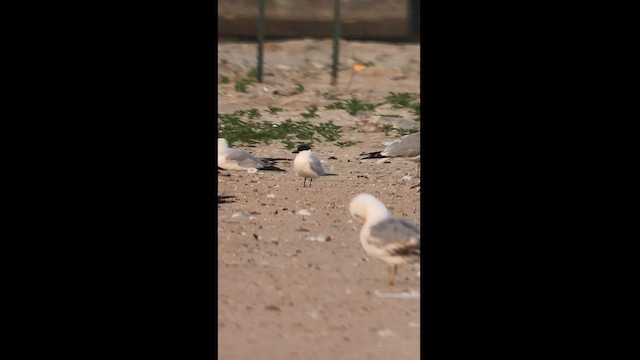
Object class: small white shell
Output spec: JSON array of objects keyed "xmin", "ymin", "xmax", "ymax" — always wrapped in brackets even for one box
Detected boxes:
[
  {"xmin": 231, "ymin": 211, "xmax": 250, "ymax": 219},
  {"xmin": 307, "ymin": 234, "xmax": 327, "ymax": 242}
]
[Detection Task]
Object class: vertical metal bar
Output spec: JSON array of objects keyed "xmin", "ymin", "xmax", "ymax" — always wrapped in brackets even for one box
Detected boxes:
[
  {"xmin": 408, "ymin": 0, "xmax": 420, "ymax": 41},
  {"xmin": 331, "ymin": 0, "xmax": 341, "ymax": 86},
  {"xmin": 257, "ymin": 0, "xmax": 265, "ymax": 83}
]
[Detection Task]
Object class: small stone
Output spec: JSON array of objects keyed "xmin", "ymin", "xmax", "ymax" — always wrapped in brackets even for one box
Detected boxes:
[
  {"xmin": 231, "ymin": 211, "xmax": 250, "ymax": 219},
  {"xmin": 307, "ymin": 234, "xmax": 327, "ymax": 243}
]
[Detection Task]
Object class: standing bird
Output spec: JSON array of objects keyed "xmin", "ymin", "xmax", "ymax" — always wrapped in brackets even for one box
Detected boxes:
[
  {"xmin": 360, "ymin": 132, "xmax": 421, "ymax": 176},
  {"xmin": 217, "ymin": 138, "xmax": 285, "ymax": 171},
  {"xmin": 292, "ymin": 145, "xmax": 337, "ymax": 187},
  {"xmin": 349, "ymin": 193, "xmax": 420, "ymax": 286}
]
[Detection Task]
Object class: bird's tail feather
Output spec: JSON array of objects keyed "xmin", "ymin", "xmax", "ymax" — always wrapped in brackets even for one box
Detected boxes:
[
  {"xmin": 360, "ymin": 151, "xmax": 386, "ymax": 160},
  {"xmin": 262, "ymin": 157, "xmax": 292, "ymax": 162},
  {"xmin": 261, "ymin": 166, "xmax": 287, "ymax": 172},
  {"xmin": 217, "ymin": 195, "xmax": 237, "ymax": 204}
]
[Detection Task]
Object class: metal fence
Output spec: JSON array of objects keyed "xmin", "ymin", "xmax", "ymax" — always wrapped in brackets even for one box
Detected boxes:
[{"xmin": 218, "ymin": 0, "xmax": 420, "ymax": 41}]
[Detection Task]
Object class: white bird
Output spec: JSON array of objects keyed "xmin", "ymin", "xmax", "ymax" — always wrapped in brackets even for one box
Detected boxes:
[
  {"xmin": 361, "ymin": 132, "xmax": 421, "ymax": 176},
  {"xmin": 349, "ymin": 193, "xmax": 420, "ymax": 286},
  {"xmin": 361, "ymin": 132, "xmax": 420, "ymax": 159},
  {"xmin": 217, "ymin": 138, "xmax": 285, "ymax": 171},
  {"xmin": 292, "ymin": 145, "xmax": 337, "ymax": 187}
]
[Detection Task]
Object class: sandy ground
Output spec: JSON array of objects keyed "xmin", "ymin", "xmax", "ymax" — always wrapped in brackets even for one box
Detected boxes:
[{"xmin": 218, "ymin": 39, "xmax": 420, "ymax": 360}]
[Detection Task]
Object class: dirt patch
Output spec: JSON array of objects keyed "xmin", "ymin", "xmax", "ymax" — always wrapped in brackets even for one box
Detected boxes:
[{"xmin": 218, "ymin": 39, "xmax": 420, "ymax": 360}]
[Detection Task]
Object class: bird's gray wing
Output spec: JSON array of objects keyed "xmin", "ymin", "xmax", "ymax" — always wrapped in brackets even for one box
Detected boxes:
[
  {"xmin": 368, "ymin": 218, "xmax": 420, "ymax": 256},
  {"xmin": 309, "ymin": 154, "xmax": 330, "ymax": 175},
  {"xmin": 381, "ymin": 133, "xmax": 420, "ymax": 157},
  {"xmin": 225, "ymin": 148, "xmax": 266, "ymax": 168}
]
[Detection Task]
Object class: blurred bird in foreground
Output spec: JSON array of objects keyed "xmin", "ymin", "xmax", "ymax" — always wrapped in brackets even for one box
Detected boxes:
[{"xmin": 349, "ymin": 193, "xmax": 420, "ymax": 286}]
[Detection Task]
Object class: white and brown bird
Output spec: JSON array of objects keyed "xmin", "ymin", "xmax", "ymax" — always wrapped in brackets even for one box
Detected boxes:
[
  {"xmin": 349, "ymin": 193, "xmax": 420, "ymax": 286},
  {"xmin": 292, "ymin": 145, "xmax": 337, "ymax": 187},
  {"xmin": 217, "ymin": 138, "xmax": 285, "ymax": 172}
]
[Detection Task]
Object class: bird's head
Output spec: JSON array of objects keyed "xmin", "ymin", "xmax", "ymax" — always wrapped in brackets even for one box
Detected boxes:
[{"xmin": 349, "ymin": 193, "xmax": 391, "ymax": 226}]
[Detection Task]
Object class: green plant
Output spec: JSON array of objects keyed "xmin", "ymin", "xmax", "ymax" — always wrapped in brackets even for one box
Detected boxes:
[
  {"xmin": 380, "ymin": 124, "xmax": 395, "ymax": 136},
  {"xmin": 395, "ymin": 128, "xmax": 418, "ymax": 137},
  {"xmin": 314, "ymin": 121, "xmax": 342, "ymax": 142},
  {"xmin": 325, "ymin": 98, "xmax": 379, "ymax": 116},
  {"xmin": 235, "ymin": 79, "xmax": 252, "ymax": 93},
  {"xmin": 335, "ymin": 140, "xmax": 361, "ymax": 148},
  {"xmin": 217, "ymin": 113, "xmax": 256, "ymax": 145},
  {"xmin": 344, "ymin": 98, "xmax": 379, "ymax": 116},
  {"xmin": 267, "ymin": 106, "xmax": 283, "ymax": 115},
  {"xmin": 218, "ymin": 110, "xmax": 344, "ymax": 150},
  {"xmin": 410, "ymin": 103, "xmax": 420, "ymax": 121},
  {"xmin": 294, "ymin": 83, "xmax": 305, "ymax": 94},
  {"xmin": 300, "ymin": 105, "xmax": 318, "ymax": 119},
  {"xmin": 363, "ymin": 60, "xmax": 375, "ymax": 67},
  {"xmin": 246, "ymin": 108, "xmax": 261, "ymax": 119},
  {"xmin": 247, "ymin": 67, "xmax": 258, "ymax": 80},
  {"xmin": 325, "ymin": 101, "xmax": 345, "ymax": 110},
  {"xmin": 219, "ymin": 75, "xmax": 230, "ymax": 84},
  {"xmin": 385, "ymin": 92, "xmax": 414, "ymax": 108},
  {"xmin": 293, "ymin": 120, "xmax": 318, "ymax": 141},
  {"xmin": 281, "ymin": 138, "xmax": 296, "ymax": 150}
]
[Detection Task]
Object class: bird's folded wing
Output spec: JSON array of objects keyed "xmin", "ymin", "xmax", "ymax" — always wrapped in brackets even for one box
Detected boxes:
[
  {"xmin": 368, "ymin": 218, "xmax": 420, "ymax": 256},
  {"xmin": 309, "ymin": 156, "xmax": 329, "ymax": 175},
  {"xmin": 225, "ymin": 149, "xmax": 266, "ymax": 168},
  {"xmin": 381, "ymin": 134, "xmax": 420, "ymax": 157}
]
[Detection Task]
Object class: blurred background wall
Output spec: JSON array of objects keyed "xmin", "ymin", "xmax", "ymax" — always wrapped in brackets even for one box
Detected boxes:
[{"xmin": 218, "ymin": 0, "xmax": 420, "ymax": 41}]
